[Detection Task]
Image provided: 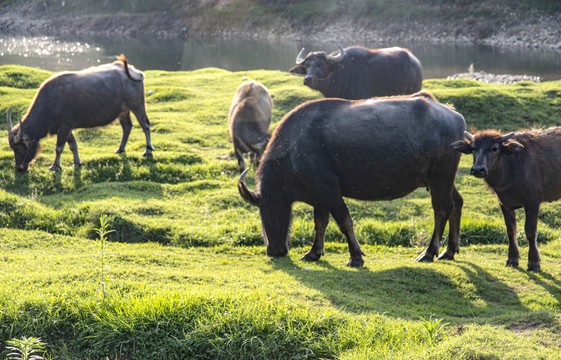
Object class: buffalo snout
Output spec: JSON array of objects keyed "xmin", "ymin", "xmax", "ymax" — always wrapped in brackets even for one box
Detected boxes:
[
  {"xmin": 470, "ymin": 165, "xmax": 487, "ymax": 178},
  {"xmin": 304, "ymin": 75, "xmax": 314, "ymax": 86}
]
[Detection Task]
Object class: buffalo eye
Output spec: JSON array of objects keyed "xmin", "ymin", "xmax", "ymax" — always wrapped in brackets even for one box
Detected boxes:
[{"xmin": 492, "ymin": 144, "xmax": 500, "ymax": 152}]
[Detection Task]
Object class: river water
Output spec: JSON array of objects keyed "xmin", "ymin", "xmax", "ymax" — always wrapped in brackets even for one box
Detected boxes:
[{"xmin": 0, "ymin": 34, "xmax": 560, "ymax": 80}]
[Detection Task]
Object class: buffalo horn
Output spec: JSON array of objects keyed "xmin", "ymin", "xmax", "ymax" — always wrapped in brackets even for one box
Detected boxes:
[
  {"xmin": 6, "ymin": 107, "xmax": 12, "ymax": 136},
  {"xmin": 14, "ymin": 116, "xmax": 23, "ymax": 143},
  {"xmin": 501, "ymin": 132, "xmax": 515, "ymax": 142},
  {"xmin": 327, "ymin": 45, "xmax": 345, "ymax": 63},
  {"xmin": 238, "ymin": 168, "xmax": 261, "ymax": 207},
  {"xmin": 464, "ymin": 131, "xmax": 473, "ymax": 141},
  {"xmin": 295, "ymin": 48, "xmax": 306, "ymax": 65}
]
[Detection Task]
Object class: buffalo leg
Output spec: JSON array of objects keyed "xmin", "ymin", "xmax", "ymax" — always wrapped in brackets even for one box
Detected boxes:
[
  {"xmin": 249, "ymin": 142, "xmax": 266, "ymax": 169},
  {"xmin": 416, "ymin": 186, "xmax": 453, "ymax": 262},
  {"xmin": 115, "ymin": 111, "xmax": 133, "ymax": 154},
  {"xmin": 249, "ymin": 151, "xmax": 256, "ymax": 166},
  {"xmin": 306, "ymin": 177, "xmax": 364, "ymax": 266},
  {"xmin": 326, "ymin": 198, "xmax": 364, "ymax": 267},
  {"xmin": 233, "ymin": 139, "xmax": 246, "ymax": 173},
  {"xmin": 248, "ymin": 151, "xmax": 262, "ymax": 169},
  {"xmin": 302, "ymin": 206, "xmax": 330, "ymax": 262},
  {"xmin": 67, "ymin": 131, "xmax": 82, "ymax": 167},
  {"xmin": 501, "ymin": 204, "xmax": 519, "ymax": 267},
  {"xmin": 524, "ymin": 203, "xmax": 541, "ymax": 272},
  {"xmin": 438, "ymin": 186, "xmax": 463, "ymax": 260},
  {"xmin": 49, "ymin": 128, "xmax": 71, "ymax": 171},
  {"xmin": 131, "ymin": 108, "xmax": 154, "ymax": 157}
]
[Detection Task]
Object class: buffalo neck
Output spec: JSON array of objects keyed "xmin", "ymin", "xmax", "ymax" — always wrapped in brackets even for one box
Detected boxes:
[{"xmin": 485, "ymin": 152, "xmax": 525, "ymax": 193}]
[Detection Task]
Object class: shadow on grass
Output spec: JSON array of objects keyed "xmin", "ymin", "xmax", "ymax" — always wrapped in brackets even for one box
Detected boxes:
[
  {"xmin": 8, "ymin": 169, "xmax": 30, "ymax": 194},
  {"xmin": 516, "ymin": 267, "xmax": 561, "ymax": 306},
  {"xmin": 72, "ymin": 165, "xmax": 83, "ymax": 189},
  {"xmin": 272, "ymin": 255, "xmax": 526, "ymax": 322}
]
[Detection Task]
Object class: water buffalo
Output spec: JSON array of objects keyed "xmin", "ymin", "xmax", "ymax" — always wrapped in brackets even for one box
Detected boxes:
[
  {"xmin": 288, "ymin": 45, "xmax": 423, "ymax": 100},
  {"xmin": 228, "ymin": 80, "xmax": 272, "ymax": 173},
  {"xmin": 451, "ymin": 128, "xmax": 561, "ymax": 271},
  {"xmin": 238, "ymin": 91, "xmax": 465, "ymax": 267},
  {"xmin": 7, "ymin": 54, "xmax": 153, "ymax": 172}
]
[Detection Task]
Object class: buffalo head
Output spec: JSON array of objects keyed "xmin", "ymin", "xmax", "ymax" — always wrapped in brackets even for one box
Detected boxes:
[
  {"xmin": 451, "ymin": 131, "xmax": 524, "ymax": 178},
  {"xmin": 289, "ymin": 45, "xmax": 345, "ymax": 91},
  {"xmin": 238, "ymin": 168, "xmax": 290, "ymax": 257},
  {"xmin": 7, "ymin": 108, "xmax": 39, "ymax": 172}
]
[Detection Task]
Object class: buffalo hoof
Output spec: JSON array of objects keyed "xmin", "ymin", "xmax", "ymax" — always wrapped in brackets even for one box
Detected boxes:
[
  {"xmin": 437, "ymin": 252, "xmax": 455, "ymax": 261},
  {"xmin": 301, "ymin": 252, "xmax": 321, "ymax": 262},
  {"xmin": 346, "ymin": 259, "xmax": 364, "ymax": 268},
  {"xmin": 49, "ymin": 165, "xmax": 61, "ymax": 172},
  {"xmin": 505, "ymin": 261, "xmax": 519, "ymax": 268},
  {"xmin": 143, "ymin": 148, "xmax": 154, "ymax": 157},
  {"xmin": 415, "ymin": 253, "xmax": 434, "ymax": 263},
  {"xmin": 114, "ymin": 148, "xmax": 125, "ymax": 154},
  {"xmin": 527, "ymin": 265, "xmax": 540, "ymax": 272}
]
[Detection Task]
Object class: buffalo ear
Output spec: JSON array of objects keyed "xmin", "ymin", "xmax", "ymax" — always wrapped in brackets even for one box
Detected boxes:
[
  {"xmin": 288, "ymin": 65, "xmax": 306, "ymax": 76},
  {"xmin": 12, "ymin": 126, "xmax": 23, "ymax": 144},
  {"xmin": 504, "ymin": 140, "xmax": 524, "ymax": 154},
  {"xmin": 450, "ymin": 140, "xmax": 472, "ymax": 154}
]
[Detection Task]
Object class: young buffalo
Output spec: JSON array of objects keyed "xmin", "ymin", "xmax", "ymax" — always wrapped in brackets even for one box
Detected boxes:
[
  {"xmin": 228, "ymin": 80, "xmax": 272, "ymax": 173},
  {"xmin": 451, "ymin": 128, "xmax": 561, "ymax": 271}
]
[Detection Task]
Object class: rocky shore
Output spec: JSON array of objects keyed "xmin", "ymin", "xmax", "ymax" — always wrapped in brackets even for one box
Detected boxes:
[{"xmin": 447, "ymin": 71, "xmax": 541, "ymax": 84}]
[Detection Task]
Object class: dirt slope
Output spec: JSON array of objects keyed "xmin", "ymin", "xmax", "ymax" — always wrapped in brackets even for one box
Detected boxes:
[{"xmin": 0, "ymin": 1, "xmax": 560, "ymax": 51}]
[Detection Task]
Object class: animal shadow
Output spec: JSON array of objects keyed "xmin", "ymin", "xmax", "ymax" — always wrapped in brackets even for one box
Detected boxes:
[{"xmin": 272, "ymin": 255, "xmax": 525, "ymax": 320}]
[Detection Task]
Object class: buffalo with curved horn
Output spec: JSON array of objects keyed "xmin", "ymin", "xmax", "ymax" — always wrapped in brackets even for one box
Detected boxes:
[
  {"xmin": 289, "ymin": 45, "xmax": 423, "ymax": 100},
  {"xmin": 239, "ymin": 91, "xmax": 465, "ymax": 267},
  {"xmin": 6, "ymin": 55, "xmax": 153, "ymax": 172}
]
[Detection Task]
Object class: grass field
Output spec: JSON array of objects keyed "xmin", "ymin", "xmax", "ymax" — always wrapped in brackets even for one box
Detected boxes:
[{"xmin": 0, "ymin": 65, "xmax": 560, "ymax": 359}]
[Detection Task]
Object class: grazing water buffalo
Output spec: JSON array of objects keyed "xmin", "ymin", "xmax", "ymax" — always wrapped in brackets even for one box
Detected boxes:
[
  {"xmin": 289, "ymin": 45, "xmax": 423, "ymax": 100},
  {"xmin": 7, "ymin": 55, "xmax": 153, "ymax": 172},
  {"xmin": 228, "ymin": 80, "xmax": 272, "ymax": 173},
  {"xmin": 238, "ymin": 91, "xmax": 465, "ymax": 267},
  {"xmin": 451, "ymin": 128, "xmax": 561, "ymax": 271}
]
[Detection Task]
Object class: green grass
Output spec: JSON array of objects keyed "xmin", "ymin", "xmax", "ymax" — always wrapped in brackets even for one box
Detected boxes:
[{"xmin": 1, "ymin": 65, "xmax": 561, "ymax": 359}]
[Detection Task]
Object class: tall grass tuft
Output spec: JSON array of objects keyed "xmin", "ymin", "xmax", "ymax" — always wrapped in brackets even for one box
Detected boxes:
[
  {"xmin": 6, "ymin": 337, "xmax": 46, "ymax": 360},
  {"xmin": 94, "ymin": 215, "xmax": 115, "ymax": 301},
  {"xmin": 418, "ymin": 317, "xmax": 449, "ymax": 345}
]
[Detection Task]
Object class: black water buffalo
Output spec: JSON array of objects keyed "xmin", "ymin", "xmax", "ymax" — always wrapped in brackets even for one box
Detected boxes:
[
  {"xmin": 451, "ymin": 128, "xmax": 561, "ymax": 271},
  {"xmin": 228, "ymin": 80, "xmax": 272, "ymax": 173},
  {"xmin": 288, "ymin": 45, "xmax": 423, "ymax": 100},
  {"xmin": 7, "ymin": 55, "xmax": 153, "ymax": 171},
  {"xmin": 238, "ymin": 91, "xmax": 465, "ymax": 267}
]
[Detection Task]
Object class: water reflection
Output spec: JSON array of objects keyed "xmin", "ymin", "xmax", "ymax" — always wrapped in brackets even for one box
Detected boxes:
[
  {"xmin": 0, "ymin": 34, "xmax": 559, "ymax": 80},
  {"xmin": 0, "ymin": 36, "xmax": 105, "ymax": 70}
]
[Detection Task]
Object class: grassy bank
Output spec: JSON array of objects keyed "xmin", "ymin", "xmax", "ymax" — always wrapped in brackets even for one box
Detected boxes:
[
  {"xmin": 0, "ymin": 65, "xmax": 561, "ymax": 358},
  {"xmin": 1, "ymin": 66, "xmax": 561, "ymax": 248}
]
